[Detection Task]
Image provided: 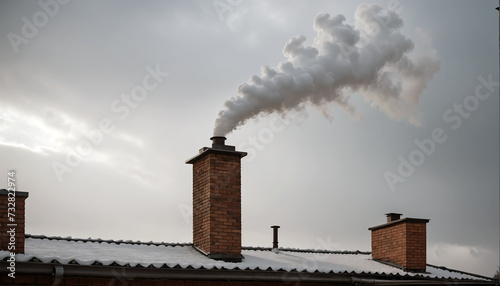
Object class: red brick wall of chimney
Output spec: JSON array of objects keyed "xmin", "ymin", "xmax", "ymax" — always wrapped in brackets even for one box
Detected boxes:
[
  {"xmin": 370, "ymin": 218, "xmax": 428, "ymax": 271},
  {"xmin": 192, "ymin": 152, "xmax": 242, "ymax": 261},
  {"xmin": 0, "ymin": 190, "xmax": 28, "ymax": 254}
]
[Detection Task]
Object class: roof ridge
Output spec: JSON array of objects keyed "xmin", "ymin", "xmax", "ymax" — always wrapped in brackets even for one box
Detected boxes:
[
  {"xmin": 242, "ymin": 245, "xmax": 370, "ymax": 255},
  {"xmin": 25, "ymin": 234, "xmax": 192, "ymax": 247},
  {"xmin": 26, "ymin": 234, "xmax": 370, "ymax": 254}
]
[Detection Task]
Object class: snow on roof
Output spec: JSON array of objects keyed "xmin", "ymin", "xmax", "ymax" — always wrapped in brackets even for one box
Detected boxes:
[{"xmin": 0, "ymin": 236, "xmax": 489, "ymax": 281}]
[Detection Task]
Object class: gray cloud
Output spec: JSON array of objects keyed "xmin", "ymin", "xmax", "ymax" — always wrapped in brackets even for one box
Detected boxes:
[{"xmin": 213, "ymin": 3, "xmax": 440, "ymax": 136}]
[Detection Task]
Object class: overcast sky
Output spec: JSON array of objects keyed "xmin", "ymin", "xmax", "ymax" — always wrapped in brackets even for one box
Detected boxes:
[{"xmin": 0, "ymin": 0, "xmax": 498, "ymax": 277}]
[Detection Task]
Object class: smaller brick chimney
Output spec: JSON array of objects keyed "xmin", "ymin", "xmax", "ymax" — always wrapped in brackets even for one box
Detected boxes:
[
  {"xmin": 0, "ymin": 189, "xmax": 29, "ymax": 254},
  {"xmin": 186, "ymin": 137, "xmax": 247, "ymax": 262},
  {"xmin": 369, "ymin": 213, "xmax": 429, "ymax": 272}
]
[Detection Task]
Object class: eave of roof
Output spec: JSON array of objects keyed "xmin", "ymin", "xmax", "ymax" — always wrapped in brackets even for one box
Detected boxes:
[{"xmin": 0, "ymin": 262, "xmax": 495, "ymax": 286}]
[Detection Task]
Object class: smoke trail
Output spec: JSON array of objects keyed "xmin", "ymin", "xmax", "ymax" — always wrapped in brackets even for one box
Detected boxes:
[{"xmin": 213, "ymin": 3, "xmax": 440, "ymax": 136}]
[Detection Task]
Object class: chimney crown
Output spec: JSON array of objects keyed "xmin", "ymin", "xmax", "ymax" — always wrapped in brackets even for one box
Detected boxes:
[{"xmin": 186, "ymin": 137, "xmax": 246, "ymax": 163}]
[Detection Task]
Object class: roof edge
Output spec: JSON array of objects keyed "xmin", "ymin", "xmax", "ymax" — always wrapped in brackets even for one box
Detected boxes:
[
  {"xmin": 427, "ymin": 264, "xmax": 497, "ymax": 281},
  {"xmin": 25, "ymin": 234, "xmax": 192, "ymax": 247},
  {"xmin": 242, "ymin": 246, "xmax": 371, "ymax": 255},
  {"xmin": 25, "ymin": 234, "xmax": 370, "ymax": 255}
]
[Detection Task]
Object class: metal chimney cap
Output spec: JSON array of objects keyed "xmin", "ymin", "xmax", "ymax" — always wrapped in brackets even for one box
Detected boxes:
[
  {"xmin": 271, "ymin": 225, "xmax": 280, "ymax": 229},
  {"xmin": 210, "ymin": 136, "xmax": 227, "ymax": 146},
  {"xmin": 385, "ymin": 213, "xmax": 403, "ymax": 222},
  {"xmin": 385, "ymin": 213, "xmax": 403, "ymax": 217},
  {"xmin": 186, "ymin": 137, "xmax": 246, "ymax": 164}
]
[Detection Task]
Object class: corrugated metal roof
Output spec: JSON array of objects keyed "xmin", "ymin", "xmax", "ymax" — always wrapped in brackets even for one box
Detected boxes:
[{"xmin": 0, "ymin": 235, "xmax": 490, "ymax": 282}]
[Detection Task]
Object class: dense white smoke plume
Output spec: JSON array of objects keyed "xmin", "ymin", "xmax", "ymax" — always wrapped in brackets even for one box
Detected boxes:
[{"xmin": 213, "ymin": 3, "xmax": 440, "ymax": 136}]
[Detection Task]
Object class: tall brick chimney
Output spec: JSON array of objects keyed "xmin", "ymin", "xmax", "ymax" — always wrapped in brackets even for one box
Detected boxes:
[
  {"xmin": 369, "ymin": 213, "xmax": 429, "ymax": 272},
  {"xmin": 0, "ymin": 189, "xmax": 29, "ymax": 254},
  {"xmin": 186, "ymin": 136, "xmax": 247, "ymax": 262}
]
